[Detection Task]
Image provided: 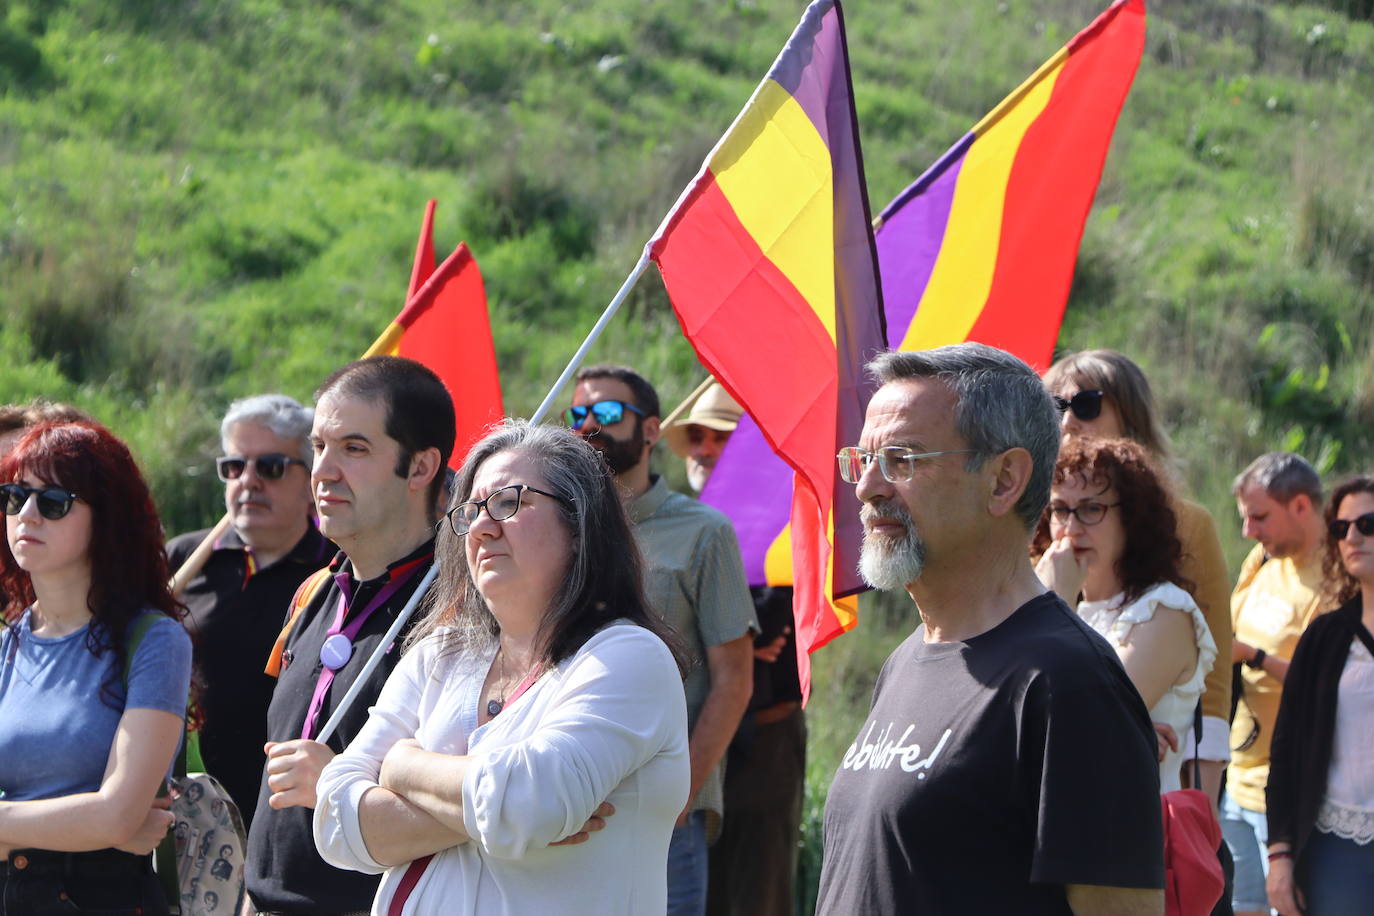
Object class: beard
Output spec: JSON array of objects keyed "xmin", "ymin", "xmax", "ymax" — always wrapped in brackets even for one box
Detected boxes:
[
  {"xmin": 859, "ymin": 497, "xmax": 927, "ymax": 592},
  {"xmin": 583, "ymin": 418, "xmax": 645, "ymax": 475}
]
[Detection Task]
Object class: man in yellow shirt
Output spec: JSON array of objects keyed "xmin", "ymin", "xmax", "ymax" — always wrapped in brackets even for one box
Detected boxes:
[{"xmin": 1225, "ymin": 452, "xmax": 1330, "ymax": 916}]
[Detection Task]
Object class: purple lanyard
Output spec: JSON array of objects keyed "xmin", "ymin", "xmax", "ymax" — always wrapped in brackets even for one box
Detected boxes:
[{"xmin": 299, "ymin": 565, "xmax": 419, "ymax": 740}]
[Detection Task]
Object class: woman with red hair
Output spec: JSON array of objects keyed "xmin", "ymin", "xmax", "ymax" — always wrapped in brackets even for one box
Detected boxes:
[{"xmin": 0, "ymin": 421, "xmax": 192, "ymax": 914}]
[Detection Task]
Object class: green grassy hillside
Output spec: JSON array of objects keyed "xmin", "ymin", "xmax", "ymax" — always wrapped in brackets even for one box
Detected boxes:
[{"xmin": 4, "ymin": 1, "xmax": 1373, "ymax": 907}]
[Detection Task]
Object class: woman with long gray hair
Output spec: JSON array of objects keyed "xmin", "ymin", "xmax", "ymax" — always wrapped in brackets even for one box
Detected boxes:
[{"xmin": 314, "ymin": 421, "xmax": 689, "ymax": 914}]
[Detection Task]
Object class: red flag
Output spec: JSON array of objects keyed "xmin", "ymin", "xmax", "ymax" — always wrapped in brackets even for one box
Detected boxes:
[{"xmin": 365, "ymin": 204, "xmax": 503, "ymax": 465}]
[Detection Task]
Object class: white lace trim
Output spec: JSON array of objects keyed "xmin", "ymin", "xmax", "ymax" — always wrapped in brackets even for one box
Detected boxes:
[
  {"xmin": 1315, "ymin": 799, "xmax": 1374, "ymax": 845},
  {"xmin": 1077, "ymin": 582, "xmax": 1218, "ymax": 698}
]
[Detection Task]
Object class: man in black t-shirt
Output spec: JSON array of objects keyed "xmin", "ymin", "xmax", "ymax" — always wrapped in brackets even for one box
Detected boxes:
[
  {"xmin": 817, "ymin": 344, "xmax": 1164, "ymax": 915},
  {"xmin": 168, "ymin": 394, "xmax": 329, "ymax": 830},
  {"xmin": 244, "ymin": 357, "xmax": 454, "ymax": 915}
]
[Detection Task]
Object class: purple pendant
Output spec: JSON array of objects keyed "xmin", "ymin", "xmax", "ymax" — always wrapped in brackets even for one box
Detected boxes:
[
  {"xmin": 320, "ymin": 633, "xmax": 354, "ymax": 671},
  {"xmin": 487, "ymin": 699, "xmax": 503, "ymax": 717}
]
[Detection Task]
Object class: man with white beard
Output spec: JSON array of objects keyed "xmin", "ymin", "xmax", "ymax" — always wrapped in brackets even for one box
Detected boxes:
[{"xmin": 815, "ymin": 344, "xmax": 1166, "ymax": 916}]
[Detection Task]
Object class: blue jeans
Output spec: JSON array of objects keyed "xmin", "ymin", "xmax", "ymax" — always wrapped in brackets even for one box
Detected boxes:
[
  {"xmin": 1302, "ymin": 829, "xmax": 1374, "ymax": 916},
  {"xmin": 1220, "ymin": 792, "xmax": 1270, "ymax": 913},
  {"xmin": 667, "ymin": 810, "xmax": 708, "ymax": 916}
]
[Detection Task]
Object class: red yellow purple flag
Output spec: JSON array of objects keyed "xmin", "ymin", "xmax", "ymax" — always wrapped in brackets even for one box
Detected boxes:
[
  {"xmin": 648, "ymin": 0, "xmax": 886, "ymax": 692},
  {"xmin": 364, "ymin": 201, "xmax": 504, "ymax": 465},
  {"xmin": 702, "ymin": 0, "xmax": 1146, "ymax": 624}
]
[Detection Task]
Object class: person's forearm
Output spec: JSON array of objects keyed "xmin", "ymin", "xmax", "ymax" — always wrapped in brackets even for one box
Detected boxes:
[
  {"xmin": 0, "ymin": 791, "xmax": 147, "ymax": 852},
  {"xmin": 380, "ymin": 745, "xmax": 471, "ymax": 835},
  {"xmin": 1236, "ymin": 641, "xmax": 1290, "ymax": 682},
  {"xmin": 685, "ymin": 676, "xmax": 752, "ymax": 805},
  {"xmin": 357, "ymin": 785, "xmax": 468, "ymax": 867}
]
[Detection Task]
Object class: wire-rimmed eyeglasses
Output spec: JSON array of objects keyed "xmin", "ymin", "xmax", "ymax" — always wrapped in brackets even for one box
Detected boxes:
[
  {"xmin": 836, "ymin": 446, "xmax": 978, "ymax": 484},
  {"xmin": 442, "ymin": 484, "xmax": 572, "ymax": 536}
]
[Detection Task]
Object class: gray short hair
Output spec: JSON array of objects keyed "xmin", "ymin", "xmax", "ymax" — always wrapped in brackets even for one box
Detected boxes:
[
  {"xmin": 220, "ymin": 394, "xmax": 313, "ymax": 464},
  {"xmin": 1232, "ymin": 452, "xmax": 1322, "ymax": 505},
  {"xmin": 868, "ymin": 343, "xmax": 1060, "ymax": 529}
]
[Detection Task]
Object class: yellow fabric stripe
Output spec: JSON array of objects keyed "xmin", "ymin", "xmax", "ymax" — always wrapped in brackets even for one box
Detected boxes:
[
  {"xmin": 764, "ymin": 522, "xmax": 794, "ymax": 586},
  {"xmin": 710, "ymin": 79, "xmax": 836, "ymax": 344},
  {"xmin": 897, "ymin": 58, "xmax": 1066, "ymax": 352},
  {"xmin": 361, "ymin": 322, "xmax": 405, "ymax": 358}
]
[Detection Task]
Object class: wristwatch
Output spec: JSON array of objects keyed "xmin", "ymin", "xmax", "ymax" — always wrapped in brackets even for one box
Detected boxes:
[{"xmin": 1246, "ymin": 647, "xmax": 1267, "ymax": 670}]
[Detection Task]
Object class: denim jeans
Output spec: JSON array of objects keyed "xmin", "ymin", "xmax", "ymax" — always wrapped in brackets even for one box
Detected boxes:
[
  {"xmin": 667, "ymin": 810, "xmax": 708, "ymax": 916},
  {"xmin": 1219, "ymin": 792, "xmax": 1270, "ymax": 913},
  {"xmin": 1302, "ymin": 829, "xmax": 1374, "ymax": 916}
]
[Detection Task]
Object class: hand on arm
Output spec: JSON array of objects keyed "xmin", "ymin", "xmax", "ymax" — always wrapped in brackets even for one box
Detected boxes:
[
  {"xmin": 0, "ymin": 708, "xmax": 182, "ymax": 852},
  {"xmin": 678, "ymin": 633, "xmax": 753, "ymax": 825},
  {"xmin": 1036, "ymin": 538, "xmax": 1088, "ymax": 604},
  {"xmin": 753, "ymin": 627, "xmax": 789, "ymax": 664},
  {"xmin": 265, "ymin": 739, "xmax": 335, "ymax": 810}
]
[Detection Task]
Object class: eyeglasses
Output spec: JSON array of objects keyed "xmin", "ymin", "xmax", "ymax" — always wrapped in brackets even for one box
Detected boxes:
[
  {"xmin": 1329, "ymin": 512, "xmax": 1374, "ymax": 541},
  {"xmin": 1052, "ymin": 389, "xmax": 1105, "ymax": 421},
  {"xmin": 564, "ymin": 400, "xmax": 645, "ymax": 431},
  {"xmin": 444, "ymin": 484, "xmax": 572, "ymax": 536},
  {"xmin": 0, "ymin": 483, "xmax": 82, "ymax": 520},
  {"xmin": 216, "ymin": 453, "xmax": 308, "ymax": 482},
  {"xmin": 836, "ymin": 446, "xmax": 978, "ymax": 484},
  {"xmin": 1048, "ymin": 502, "xmax": 1120, "ymax": 526}
]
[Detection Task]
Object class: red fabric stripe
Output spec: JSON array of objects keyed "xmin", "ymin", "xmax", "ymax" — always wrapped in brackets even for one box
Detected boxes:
[
  {"xmin": 407, "ymin": 200, "xmax": 437, "ymax": 302},
  {"xmin": 387, "ymin": 854, "xmax": 434, "ymax": 916},
  {"xmin": 652, "ymin": 173, "xmax": 838, "ymax": 490},
  {"xmin": 966, "ymin": 0, "xmax": 1145, "ymax": 370},
  {"xmin": 395, "ymin": 243, "xmax": 504, "ymax": 465}
]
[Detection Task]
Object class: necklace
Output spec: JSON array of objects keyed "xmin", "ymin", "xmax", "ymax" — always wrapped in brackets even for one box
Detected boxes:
[
  {"xmin": 485, "ymin": 644, "xmax": 542, "ymax": 718},
  {"xmin": 487, "ymin": 646, "xmax": 509, "ymax": 717}
]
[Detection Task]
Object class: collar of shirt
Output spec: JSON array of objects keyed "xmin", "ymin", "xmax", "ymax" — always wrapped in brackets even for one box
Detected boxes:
[
  {"xmin": 213, "ymin": 523, "xmax": 330, "ymax": 585},
  {"xmin": 627, "ymin": 474, "xmax": 671, "ymax": 525},
  {"xmin": 329, "ymin": 537, "xmax": 436, "ymax": 612}
]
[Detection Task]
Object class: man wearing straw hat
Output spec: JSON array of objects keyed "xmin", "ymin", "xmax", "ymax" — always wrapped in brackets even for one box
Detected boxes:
[
  {"xmin": 166, "ymin": 394, "xmax": 329, "ymax": 829},
  {"xmin": 244, "ymin": 356, "xmax": 452, "ymax": 916},
  {"xmin": 568, "ymin": 365, "xmax": 756, "ymax": 916},
  {"xmin": 663, "ymin": 382, "xmax": 807, "ymax": 916}
]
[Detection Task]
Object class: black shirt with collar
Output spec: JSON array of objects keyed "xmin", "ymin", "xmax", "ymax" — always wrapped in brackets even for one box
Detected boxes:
[
  {"xmin": 245, "ymin": 538, "xmax": 435, "ymax": 916},
  {"xmin": 167, "ymin": 523, "xmax": 331, "ymax": 830}
]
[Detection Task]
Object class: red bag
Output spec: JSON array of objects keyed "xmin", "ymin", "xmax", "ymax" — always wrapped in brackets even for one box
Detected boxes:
[{"xmin": 1161, "ymin": 788, "xmax": 1224, "ymax": 915}]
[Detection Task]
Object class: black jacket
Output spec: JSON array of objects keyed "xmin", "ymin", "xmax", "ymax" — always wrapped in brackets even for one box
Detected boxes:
[{"xmin": 1266, "ymin": 598, "xmax": 1374, "ymax": 870}]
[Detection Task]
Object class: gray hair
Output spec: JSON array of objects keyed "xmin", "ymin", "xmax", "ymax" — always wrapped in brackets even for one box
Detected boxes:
[
  {"xmin": 220, "ymin": 394, "xmax": 313, "ymax": 463},
  {"xmin": 412, "ymin": 420, "xmax": 676, "ymax": 672},
  {"xmin": 868, "ymin": 343, "xmax": 1060, "ymax": 529},
  {"xmin": 1232, "ymin": 452, "xmax": 1322, "ymax": 505}
]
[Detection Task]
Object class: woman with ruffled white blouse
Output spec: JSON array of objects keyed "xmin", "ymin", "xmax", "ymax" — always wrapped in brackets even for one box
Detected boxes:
[
  {"xmin": 1035, "ymin": 437, "xmax": 1216, "ymax": 793},
  {"xmin": 313, "ymin": 422, "xmax": 690, "ymax": 915}
]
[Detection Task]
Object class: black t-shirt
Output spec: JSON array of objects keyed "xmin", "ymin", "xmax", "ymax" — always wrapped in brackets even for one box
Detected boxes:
[
  {"xmin": 816, "ymin": 593, "xmax": 1164, "ymax": 915},
  {"xmin": 168, "ymin": 524, "xmax": 331, "ymax": 829},
  {"xmin": 246, "ymin": 540, "xmax": 434, "ymax": 916}
]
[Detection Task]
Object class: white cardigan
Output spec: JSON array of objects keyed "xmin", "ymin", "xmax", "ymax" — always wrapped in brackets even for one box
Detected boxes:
[{"xmin": 314, "ymin": 622, "xmax": 689, "ymax": 915}]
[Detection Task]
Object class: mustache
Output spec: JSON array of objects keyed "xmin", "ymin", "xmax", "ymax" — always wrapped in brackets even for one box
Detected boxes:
[{"xmin": 861, "ymin": 497, "xmax": 914, "ymax": 531}]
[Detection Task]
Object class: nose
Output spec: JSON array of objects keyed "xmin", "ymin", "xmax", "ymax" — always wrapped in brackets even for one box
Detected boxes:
[
  {"xmin": 1242, "ymin": 518, "xmax": 1258, "ymax": 540},
  {"xmin": 1063, "ymin": 512, "xmax": 1087, "ymax": 535},
  {"xmin": 239, "ymin": 459, "xmax": 264, "ymax": 489},
  {"xmin": 15, "ymin": 492, "xmax": 42, "ymax": 522},
  {"xmin": 464, "ymin": 503, "xmax": 501, "ymax": 541},
  {"xmin": 854, "ymin": 454, "xmax": 893, "ymax": 505},
  {"xmin": 1060, "ymin": 410, "xmax": 1081, "ymax": 437},
  {"xmin": 311, "ymin": 447, "xmax": 339, "ymax": 488}
]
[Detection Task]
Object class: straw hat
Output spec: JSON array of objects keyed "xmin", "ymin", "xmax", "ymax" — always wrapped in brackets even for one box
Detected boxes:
[{"xmin": 663, "ymin": 383, "xmax": 742, "ymax": 457}]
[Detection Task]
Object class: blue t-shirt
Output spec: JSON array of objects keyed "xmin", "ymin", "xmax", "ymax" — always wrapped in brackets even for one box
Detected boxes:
[{"xmin": 0, "ymin": 609, "xmax": 192, "ymax": 801}]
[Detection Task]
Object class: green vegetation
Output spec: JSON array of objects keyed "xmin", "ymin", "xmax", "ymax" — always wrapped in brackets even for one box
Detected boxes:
[{"xmin": 4, "ymin": 0, "xmax": 1373, "ymax": 908}]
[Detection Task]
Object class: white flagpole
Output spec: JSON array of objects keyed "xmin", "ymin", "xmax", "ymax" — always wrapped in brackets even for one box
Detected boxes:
[{"xmin": 316, "ymin": 252, "xmax": 652, "ymax": 742}]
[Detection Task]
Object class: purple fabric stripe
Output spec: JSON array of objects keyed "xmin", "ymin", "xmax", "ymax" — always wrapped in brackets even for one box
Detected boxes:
[
  {"xmin": 701, "ymin": 413, "xmax": 793, "ymax": 585},
  {"xmin": 768, "ymin": 1, "xmax": 838, "ymax": 145},
  {"xmin": 874, "ymin": 132, "xmax": 973, "ymax": 347}
]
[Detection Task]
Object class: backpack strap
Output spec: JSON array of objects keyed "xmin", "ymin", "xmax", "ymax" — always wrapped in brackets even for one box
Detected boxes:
[{"xmin": 264, "ymin": 567, "xmax": 334, "ymax": 677}]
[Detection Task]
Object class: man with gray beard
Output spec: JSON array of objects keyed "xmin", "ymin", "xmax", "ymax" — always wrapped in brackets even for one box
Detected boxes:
[{"xmin": 815, "ymin": 344, "xmax": 1165, "ymax": 916}]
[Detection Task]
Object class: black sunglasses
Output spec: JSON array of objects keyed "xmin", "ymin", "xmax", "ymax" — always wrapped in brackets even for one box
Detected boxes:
[
  {"xmin": 0, "ymin": 483, "xmax": 82, "ymax": 520},
  {"xmin": 1329, "ymin": 512, "xmax": 1374, "ymax": 541},
  {"xmin": 1052, "ymin": 389, "xmax": 1105, "ymax": 421},
  {"xmin": 564, "ymin": 400, "xmax": 645, "ymax": 431},
  {"xmin": 216, "ymin": 453, "xmax": 308, "ymax": 482}
]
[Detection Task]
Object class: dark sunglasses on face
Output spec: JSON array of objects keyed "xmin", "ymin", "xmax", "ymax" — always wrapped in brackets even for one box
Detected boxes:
[
  {"xmin": 216, "ymin": 453, "xmax": 308, "ymax": 482},
  {"xmin": 1329, "ymin": 512, "xmax": 1374, "ymax": 541},
  {"xmin": 0, "ymin": 483, "xmax": 81, "ymax": 520},
  {"xmin": 564, "ymin": 400, "xmax": 645, "ymax": 431},
  {"xmin": 1052, "ymin": 389, "xmax": 1105, "ymax": 421},
  {"xmin": 443, "ymin": 484, "xmax": 572, "ymax": 537}
]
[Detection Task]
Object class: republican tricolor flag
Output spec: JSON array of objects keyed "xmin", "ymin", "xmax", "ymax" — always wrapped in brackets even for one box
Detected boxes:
[
  {"xmin": 695, "ymin": 0, "xmax": 1146, "ymax": 658},
  {"xmin": 648, "ymin": 0, "xmax": 886, "ymax": 696},
  {"xmin": 364, "ymin": 201, "xmax": 504, "ymax": 466}
]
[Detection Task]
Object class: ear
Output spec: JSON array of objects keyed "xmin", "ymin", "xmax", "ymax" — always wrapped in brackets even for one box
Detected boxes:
[
  {"xmin": 1289, "ymin": 493, "xmax": 1313, "ymax": 517},
  {"xmin": 642, "ymin": 416, "xmax": 662, "ymax": 450},
  {"xmin": 406, "ymin": 447, "xmax": 442, "ymax": 494},
  {"xmin": 985, "ymin": 447, "xmax": 1034, "ymax": 520}
]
